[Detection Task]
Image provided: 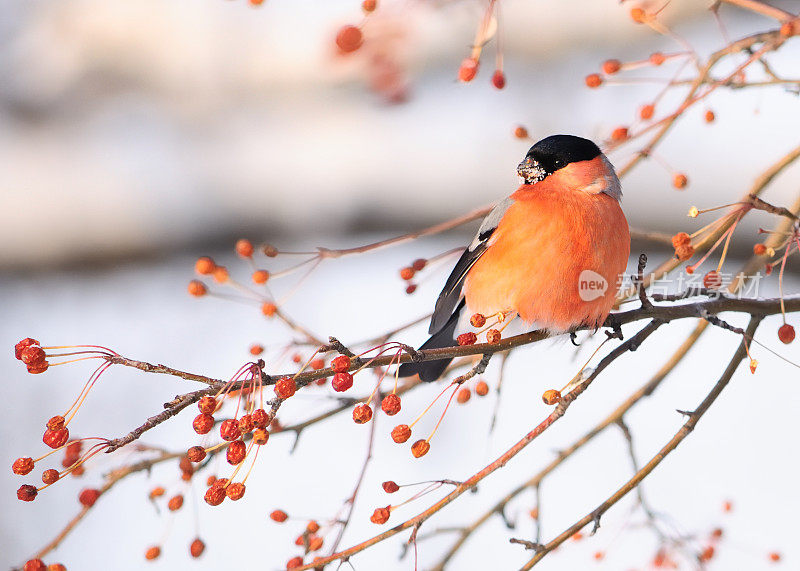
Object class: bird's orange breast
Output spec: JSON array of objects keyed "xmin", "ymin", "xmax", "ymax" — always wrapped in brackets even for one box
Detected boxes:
[{"xmin": 463, "ymin": 181, "xmax": 630, "ymax": 332}]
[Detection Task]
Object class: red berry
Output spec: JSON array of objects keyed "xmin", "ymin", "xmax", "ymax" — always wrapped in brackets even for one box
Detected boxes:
[
  {"xmin": 391, "ymin": 424, "xmax": 411, "ymax": 443},
  {"xmin": 458, "ymin": 57, "xmax": 479, "ymax": 82},
  {"xmin": 238, "ymin": 414, "xmax": 255, "ymax": 433},
  {"xmin": 78, "ymin": 488, "xmax": 101, "ymax": 507},
  {"xmin": 187, "ymin": 446, "xmax": 206, "ymax": 463},
  {"xmin": 23, "ymin": 560, "xmax": 46, "ymax": 571},
  {"xmin": 226, "ymin": 482, "xmax": 246, "ymax": 500},
  {"xmin": 194, "ymin": 257, "xmax": 215, "ymax": 275},
  {"xmin": 370, "ymin": 505, "xmax": 391, "ymax": 524},
  {"xmin": 382, "ymin": 480, "xmax": 399, "ymax": 493},
  {"xmin": 204, "ymin": 485, "xmax": 225, "ymax": 506},
  {"xmin": 27, "ymin": 361, "xmax": 49, "ymax": 374},
  {"xmin": 13, "ymin": 457, "xmax": 35, "ymax": 475},
  {"xmin": 411, "ymin": 258, "xmax": 427, "ymax": 271},
  {"xmin": 491, "ymin": 70, "xmax": 506, "ymax": 89},
  {"xmin": 778, "ymin": 323, "xmax": 795, "ymax": 344},
  {"xmin": 275, "ymin": 377, "xmax": 297, "ymax": 399},
  {"xmin": 193, "ymin": 413, "xmax": 214, "ymax": 435},
  {"xmin": 336, "ymin": 25, "xmax": 363, "ymax": 54},
  {"xmin": 252, "ymin": 408, "xmax": 270, "ymax": 428},
  {"xmin": 17, "ymin": 484, "xmax": 38, "ymax": 501},
  {"xmin": 310, "ymin": 358, "xmax": 325, "ymax": 370},
  {"xmin": 190, "ymin": 538, "xmax": 206, "ymax": 558},
  {"xmin": 219, "ymin": 419, "xmax": 242, "ymax": 441},
  {"xmin": 43, "ymin": 427, "xmax": 69, "ymax": 449},
  {"xmin": 381, "ymin": 393, "xmax": 401, "ymax": 415},
  {"xmin": 703, "ymin": 270, "xmax": 722, "ymax": 289},
  {"xmin": 405, "ymin": 283, "xmax": 417, "ymax": 295},
  {"xmin": 457, "ymin": 332, "xmax": 477, "ymax": 345},
  {"xmin": 470, "ymin": 313, "xmax": 486, "ymax": 327},
  {"xmin": 226, "ymin": 441, "xmax": 247, "ymax": 465},
  {"xmin": 15, "ymin": 338, "xmax": 39, "ymax": 360},
  {"xmin": 270, "ymin": 509, "xmax": 288, "ymax": 522},
  {"xmin": 235, "ymin": 239, "xmax": 254, "ymax": 258},
  {"xmin": 331, "ymin": 355, "xmax": 351, "ymax": 373},
  {"xmin": 287, "ymin": 557, "xmax": 304, "ymax": 569},
  {"xmin": 585, "ymin": 73, "xmax": 602, "ymax": 88},
  {"xmin": 21, "ymin": 345, "xmax": 46, "ymax": 366},
  {"xmin": 332, "ymin": 372, "xmax": 354, "ymax": 392},
  {"xmin": 411, "ymin": 439, "xmax": 430, "ymax": 458},
  {"xmin": 753, "ymin": 243, "xmax": 767, "ymax": 255},
  {"xmin": 197, "ymin": 396, "xmax": 216, "ymax": 414},
  {"xmin": 353, "ymin": 404, "xmax": 373, "ymax": 424},
  {"xmin": 42, "ymin": 469, "xmax": 59, "ymax": 485},
  {"xmin": 602, "ymin": 59, "xmax": 621, "ymax": 74}
]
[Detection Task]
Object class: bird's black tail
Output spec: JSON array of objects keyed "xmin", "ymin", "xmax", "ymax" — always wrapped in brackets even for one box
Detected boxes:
[{"xmin": 398, "ymin": 300, "xmax": 464, "ymax": 382}]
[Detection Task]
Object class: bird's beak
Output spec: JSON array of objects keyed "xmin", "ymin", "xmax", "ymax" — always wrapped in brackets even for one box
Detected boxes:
[{"xmin": 517, "ymin": 156, "xmax": 546, "ymax": 184}]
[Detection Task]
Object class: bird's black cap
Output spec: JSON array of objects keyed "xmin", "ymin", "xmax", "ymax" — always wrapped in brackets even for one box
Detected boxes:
[{"xmin": 524, "ymin": 135, "xmax": 601, "ymax": 177}]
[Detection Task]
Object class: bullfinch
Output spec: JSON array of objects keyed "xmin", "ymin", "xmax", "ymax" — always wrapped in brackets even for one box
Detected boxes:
[{"xmin": 399, "ymin": 134, "xmax": 630, "ymax": 382}]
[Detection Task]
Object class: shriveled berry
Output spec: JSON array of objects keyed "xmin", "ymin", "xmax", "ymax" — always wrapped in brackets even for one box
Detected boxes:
[
  {"xmin": 491, "ymin": 70, "xmax": 506, "ymax": 89},
  {"xmin": 235, "ymin": 239, "xmax": 254, "ymax": 258},
  {"xmin": 475, "ymin": 380, "xmax": 489, "ymax": 396},
  {"xmin": 585, "ymin": 73, "xmax": 602, "ymax": 88},
  {"xmin": 197, "ymin": 396, "xmax": 217, "ymax": 414},
  {"xmin": 27, "ymin": 361, "xmax": 49, "ymax": 374},
  {"xmin": 391, "ymin": 424, "xmax": 411, "ymax": 443},
  {"xmin": 336, "ymin": 25, "xmax": 363, "ymax": 54},
  {"xmin": 411, "ymin": 439, "xmax": 430, "ymax": 458},
  {"xmin": 168, "ymin": 494, "xmax": 184, "ymax": 511},
  {"xmin": 21, "ymin": 346, "xmax": 46, "ymax": 366},
  {"xmin": 252, "ymin": 408, "xmax": 270, "ymax": 428},
  {"xmin": 195, "ymin": 257, "xmax": 215, "ymax": 275},
  {"xmin": 17, "ymin": 484, "xmax": 38, "ymax": 501},
  {"xmin": 187, "ymin": 446, "xmax": 206, "ymax": 463},
  {"xmin": 542, "ymin": 389, "xmax": 561, "ymax": 405},
  {"xmin": 486, "ymin": 329, "xmax": 501, "ymax": 344},
  {"xmin": 703, "ymin": 270, "xmax": 722, "ymax": 289},
  {"xmin": 23, "ymin": 560, "xmax": 46, "ymax": 571},
  {"xmin": 382, "ymin": 481, "xmax": 400, "ymax": 494},
  {"xmin": 190, "ymin": 538, "xmax": 205, "ymax": 558},
  {"xmin": 275, "ymin": 377, "xmax": 297, "ymax": 399},
  {"xmin": 261, "ymin": 302, "xmax": 277, "ymax": 317},
  {"xmin": 219, "ymin": 419, "xmax": 242, "ymax": 441},
  {"xmin": 188, "ymin": 280, "xmax": 207, "ymax": 297},
  {"xmin": 353, "ymin": 404, "xmax": 373, "ymax": 424},
  {"xmin": 204, "ymin": 486, "xmax": 225, "ymax": 506},
  {"xmin": 145, "ymin": 546, "xmax": 161, "ymax": 560},
  {"xmin": 411, "ymin": 258, "xmax": 427, "ymax": 271},
  {"xmin": 43, "ymin": 427, "xmax": 69, "ymax": 449},
  {"xmin": 331, "ymin": 355, "xmax": 351, "ymax": 373},
  {"xmin": 457, "ymin": 387, "xmax": 471, "ymax": 404},
  {"xmin": 332, "ymin": 372, "xmax": 354, "ymax": 392},
  {"xmin": 227, "ymin": 440, "xmax": 247, "ymax": 465},
  {"xmin": 470, "ymin": 313, "xmax": 486, "ymax": 328},
  {"xmin": 458, "ymin": 57, "xmax": 479, "ymax": 82},
  {"xmin": 79, "ymin": 488, "xmax": 100, "ymax": 507},
  {"xmin": 42, "ymin": 469, "xmax": 59, "ymax": 485},
  {"xmin": 381, "ymin": 393, "xmax": 401, "ymax": 415},
  {"xmin": 193, "ymin": 413, "xmax": 214, "ymax": 435},
  {"xmin": 639, "ymin": 103, "xmax": 655, "ymax": 120},
  {"xmin": 15, "ymin": 338, "xmax": 39, "ymax": 360},
  {"xmin": 13, "ymin": 457, "xmax": 35, "ymax": 475},
  {"xmin": 250, "ymin": 429, "xmax": 267, "ymax": 446},
  {"xmin": 238, "ymin": 414, "xmax": 255, "ymax": 433},
  {"xmin": 226, "ymin": 482, "xmax": 246, "ymax": 500},
  {"xmin": 675, "ymin": 244, "xmax": 695, "ymax": 261},
  {"xmin": 673, "ymin": 173, "xmax": 688, "ymax": 189},
  {"xmin": 671, "ymin": 232, "xmax": 691, "ymax": 248},
  {"xmin": 270, "ymin": 509, "xmax": 288, "ymax": 522},
  {"xmin": 370, "ymin": 505, "xmax": 391, "ymax": 524},
  {"xmin": 778, "ymin": 323, "xmax": 795, "ymax": 344},
  {"xmin": 457, "ymin": 332, "xmax": 477, "ymax": 346},
  {"xmin": 602, "ymin": 59, "xmax": 621, "ymax": 74}
]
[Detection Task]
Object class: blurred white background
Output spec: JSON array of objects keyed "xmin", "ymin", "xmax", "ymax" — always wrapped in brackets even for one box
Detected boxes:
[{"xmin": 1, "ymin": 0, "xmax": 799, "ymax": 570}]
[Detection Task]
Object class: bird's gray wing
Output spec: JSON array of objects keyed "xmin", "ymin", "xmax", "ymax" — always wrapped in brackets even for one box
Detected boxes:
[{"xmin": 428, "ymin": 197, "xmax": 514, "ymax": 334}]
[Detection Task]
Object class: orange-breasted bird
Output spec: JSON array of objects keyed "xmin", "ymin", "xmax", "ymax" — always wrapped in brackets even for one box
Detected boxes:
[{"xmin": 399, "ymin": 134, "xmax": 630, "ymax": 382}]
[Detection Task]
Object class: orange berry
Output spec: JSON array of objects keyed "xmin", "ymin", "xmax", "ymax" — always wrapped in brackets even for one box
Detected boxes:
[
  {"xmin": 769, "ymin": 552, "xmax": 781, "ymax": 562},
  {"xmin": 722, "ymin": 500, "xmax": 733, "ymax": 512},
  {"xmin": 353, "ymin": 403, "xmax": 373, "ymax": 424},
  {"xmin": 671, "ymin": 232, "xmax": 691, "ymax": 248},
  {"xmin": 470, "ymin": 313, "xmax": 486, "ymax": 328},
  {"xmin": 391, "ymin": 424, "xmax": 411, "ymax": 443},
  {"xmin": 711, "ymin": 527, "xmax": 723, "ymax": 539},
  {"xmin": 252, "ymin": 270, "xmax": 270, "ymax": 284},
  {"xmin": 457, "ymin": 332, "xmax": 477, "ymax": 346},
  {"xmin": 226, "ymin": 482, "xmax": 246, "ymax": 500},
  {"xmin": 649, "ymin": 52, "xmax": 665, "ymax": 65},
  {"xmin": 145, "ymin": 546, "xmax": 161, "ymax": 560},
  {"xmin": 458, "ymin": 57, "xmax": 479, "ymax": 82},
  {"xmin": 673, "ymin": 173, "xmax": 688, "ymax": 189},
  {"xmin": 399, "ymin": 267, "xmax": 415, "ymax": 280},
  {"xmin": 542, "ymin": 389, "xmax": 561, "ymax": 405},
  {"xmin": 149, "ymin": 486, "xmax": 165, "ymax": 499},
  {"xmin": 12, "ymin": 457, "xmax": 35, "ymax": 475},
  {"xmin": 778, "ymin": 323, "xmax": 795, "ymax": 344},
  {"xmin": 187, "ymin": 446, "xmax": 206, "ymax": 463},
  {"xmin": 602, "ymin": 59, "xmax": 621, "ymax": 74},
  {"xmin": 188, "ymin": 280, "xmax": 207, "ymax": 297},
  {"xmin": 47, "ymin": 564, "xmax": 67, "ymax": 571},
  {"xmin": 195, "ymin": 256, "xmax": 215, "ymax": 275},
  {"xmin": 336, "ymin": 25, "xmax": 363, "ymax": 54},
  {"xmin": 594, "ymin": 551, "xmax": 605, "ymax": 561},
  {"xmin": 381, "ymin": 394, "xmax": 401, "ymax": 415},
  {"xmin": 703, "ymin": 271, "xmax": 722, "ymax": 289},
  {"xmin": 411, "ymin": 439, "xmax": 430, "ymax": 458},
  {"xmin": 212, "ymin": 266, "xmax": 229, "ymax": 283},
  {"xmin": 168, "ymin": 494, "xmax": 184, "ymax": 511},
  {"xmin": 275, "ymin": 377, "xmax": 297, "ymax": 399},
  {"xmin": 235, "ymin": 239, "xmax": 254, "ymax": 258},
  {"xmin": 611, "ymin": 127, "xmax": 629, "ymax": 142},
  {"xmin": 457, "ymin": 387, "xmax": 471, "ymax": 403},
  {"xmin": 486, "ymin": 329, "xmax": 501, "ymax": 344},
  {"xmin": 630, "ymin": 7, "xmax": 646, "ymax": 23},
  {"xmin": 675, "ymin": 244, "xmax": 695, "ymax": 261},
  {"xmin": 700, "ymin": 546, "xmax": 715, "ymax": 561},
  {"xmin": 585, "ymin": 73, "xmax": 603, "ymax": 88},
  {"xmin": 287, "ymin": 557, "xmax": 304, "ymax": 569},
  {"xmin": 308, "ymin": 536, "xmax": 323, "ymax": 551},
  {"xmin": 370, "ymin": 505, "xmax": 391, "ymax": 524},
  {"xmin": 475, "ymin": 380, "xmax": 489, "ymax": 396},
  {"xmin": 382, "ymin": 480, "xmax": 399, "ymax": 493},
  {"xmin": 23, "ymin": 561, "xmax": 46, "ymax": 571},
  {"xmin": 704, "ymin": 110, "xmax": 715, "ymax": 123},
  {"xmin": 753, "ymin": 243, "xmax": 767, "ymax": 255},
  {"xmin": 491, "ymin": 70, "xmax": 506, "ymax": 89},
  {"xmin": 572, "ymin": 532, "xmax": 583, "ymax": 541},
  {"xmin": 253, "ymin": 428, "xmax": 269, "ymax": 445},
  {"xmin": 190, "ymin": 538, "xmax": 205, "ymax": 558},
  {"xmin": 271, "ymin": 509, "xmax": 289, "ymax": 522},
  {"xmin": 362, "ymin": 0, "xmax": 377, "ymax": 13},
  {"xmin": 780, "ymin": 21, "xmax": 796, "ymax": 37},
  {"xmin": 261, "ymin": 302, "xmax": 277, "ymax": 317},
  {"xmin": 639, "ymin": 103, "xmax": 655, "ymax": 120},
  {"xmin": 514, "ymin": 126, "xmax": 529, "ymax": 139}
]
